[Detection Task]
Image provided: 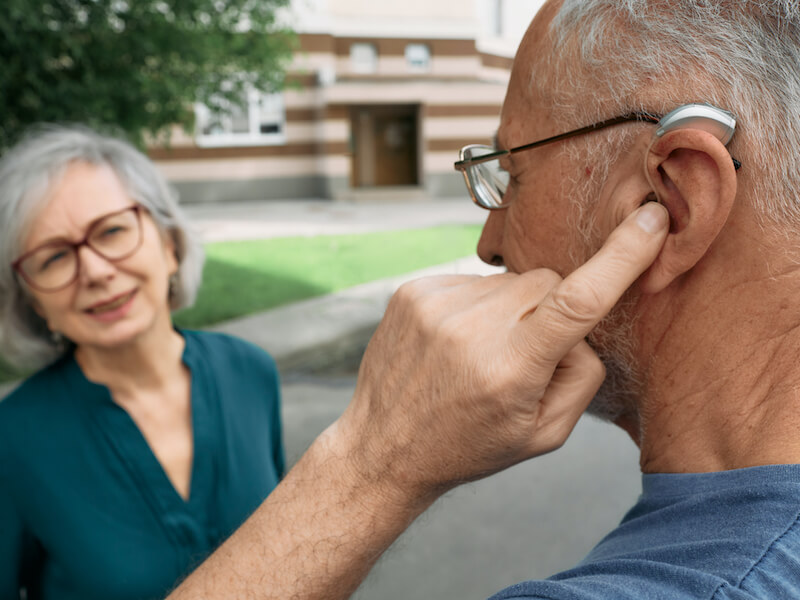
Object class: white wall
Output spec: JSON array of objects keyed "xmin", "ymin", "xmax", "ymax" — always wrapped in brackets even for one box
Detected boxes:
[
  {"xmin": 475, "ymin": 0, "xmax": 545, "ymax": 57},
  {"xmin": 286, "ymin": 0, "xmax": 545, "ymax": 44},
  {"xmin": 288, "ymin": 0, "xmax": 477, "ymax": 38}
]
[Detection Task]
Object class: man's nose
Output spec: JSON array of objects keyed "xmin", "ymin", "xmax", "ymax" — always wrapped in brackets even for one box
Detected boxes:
[
  {"xmin": 477, "ymin": 209, "xmax": 505, "ymax": 267},
  {"xmin": 76, "ymin": 244, "xmax": 117, "ymax": 283}
]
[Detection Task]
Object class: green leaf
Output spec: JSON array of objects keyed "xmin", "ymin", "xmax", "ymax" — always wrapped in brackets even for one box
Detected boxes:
[{"xmin": 0, "ymin": 0, "xmax": 295, "ymax": 149}]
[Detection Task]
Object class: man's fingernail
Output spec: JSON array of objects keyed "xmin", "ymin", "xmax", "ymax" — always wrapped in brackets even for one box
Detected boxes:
[{"xmin": 636, "ymin": 202, "xmax": 668, "ymax": 234}]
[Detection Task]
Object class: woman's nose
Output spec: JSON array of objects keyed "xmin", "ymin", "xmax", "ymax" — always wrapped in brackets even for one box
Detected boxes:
[{"xmin": 76, "ymin": 245, "xmax": 117, "ymax": 283}]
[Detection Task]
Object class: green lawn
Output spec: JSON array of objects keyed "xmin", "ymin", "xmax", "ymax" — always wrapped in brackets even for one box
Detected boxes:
[
  {"xmin": 173, "ymin": 224, "xmax": 482, "ymax": 328},
  {"xmin": 1, "ymin": 225, "xmax": 482, "ymax": 384}
]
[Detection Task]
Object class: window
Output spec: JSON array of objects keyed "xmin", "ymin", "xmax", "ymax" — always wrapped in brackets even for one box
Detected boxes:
[
  {"xmin": 490, "ymin": 0, "xmax": 504, "ymax": 36},
  {"xmin": 350, "ymin": 43, "xmax": 378, "ymax": 74},
  {"xmin": 405, "ymin": 44, "xmax": 431, "ymax": 72},
  {"xmin": 195, "ymin": 89, "xmax": 285, "ymax": 147}
]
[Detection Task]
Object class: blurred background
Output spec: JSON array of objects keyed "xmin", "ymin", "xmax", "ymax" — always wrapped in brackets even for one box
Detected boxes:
[
  {"xmin": 2, "ymin": 0, "xmax": 541, "ymax": 203},
  {"xmin": 1, "ymin": 2, "xmax": 644, "ymax": 598},
  {"xmin": 154, "ymin": 0, "xmax": 536, "ymax": 204}
]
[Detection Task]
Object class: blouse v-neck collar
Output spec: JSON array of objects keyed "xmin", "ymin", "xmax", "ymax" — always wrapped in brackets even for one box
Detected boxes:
[{"xmin": 64, "ymin": 333, "xmax": 220, "ymax": 546}]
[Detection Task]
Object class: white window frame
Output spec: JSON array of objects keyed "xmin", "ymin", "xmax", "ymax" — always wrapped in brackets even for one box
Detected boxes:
[
  {"xmin": 487, "ymin": 0, "xmax": 504, "ymax": 37},
  {"xmin": 405, "ymin": 43, "xmax": 431, "ymax": 72},
  {"xmin": 350, "ymin": 42, "xmax": 378, "ymax": 74},
  {"xmin": 195, "ymin": 88, "xmax": 286, "ymax": 147}
]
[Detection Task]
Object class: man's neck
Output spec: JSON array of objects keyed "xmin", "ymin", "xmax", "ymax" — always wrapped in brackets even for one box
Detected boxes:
[{"xmin": 635, "ymin": 233, "xmax": 800, "ymax": 473}]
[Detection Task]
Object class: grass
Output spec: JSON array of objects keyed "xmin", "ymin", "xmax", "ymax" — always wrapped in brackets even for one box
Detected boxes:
[
  {"xmin": 173, "ymin": 224, "xmax": 482, "ymax": 328},
  {"xmin": 1, "ymin": 225, "xmax": 482, "ymax": 384}
]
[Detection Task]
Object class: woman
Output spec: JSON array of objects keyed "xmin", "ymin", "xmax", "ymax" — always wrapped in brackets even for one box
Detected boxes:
[{"xmin": 0, "ymin": 125, "xmax": 285, "ymax": 600}]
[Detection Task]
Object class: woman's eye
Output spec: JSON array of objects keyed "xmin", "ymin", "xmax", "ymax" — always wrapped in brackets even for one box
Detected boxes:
[
  {"xmin": 100, "ymin": 225, "xmax": 125, "ymax": 237},
  {"xmin": 40, "ymin": 250, "xmax": 68, "ymax": 272}
]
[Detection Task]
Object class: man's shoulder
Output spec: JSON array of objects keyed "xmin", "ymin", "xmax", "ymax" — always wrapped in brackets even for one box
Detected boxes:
[{"xmin": 493, "ymin": 467, "xmax": 800, "ymax": 600}]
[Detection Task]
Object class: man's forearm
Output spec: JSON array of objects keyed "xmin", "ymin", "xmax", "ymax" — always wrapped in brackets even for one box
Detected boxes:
[
  {"xmin": 169, "ymin": 205, "xmax": 669, "ymax": 599},
  {"xmin": 168, "ymin": 425, "xmax": 434, "ymax": 600}
]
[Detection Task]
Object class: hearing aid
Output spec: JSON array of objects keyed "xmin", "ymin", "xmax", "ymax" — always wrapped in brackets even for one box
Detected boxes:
[
  {"xmin": 655, "ymin": 103, "xmax": 736, "ymax": 145},
  {"xmin": 641, "ymin": 103, "xmax": 738, "ymax": 209}
]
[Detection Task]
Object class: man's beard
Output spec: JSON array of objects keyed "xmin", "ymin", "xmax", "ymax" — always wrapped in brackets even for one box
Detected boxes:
[
  {"xmin": 567, "ymin": 175, "xmax": 646, "ymax": 429},
  {"xmin": 584, "ymin": 292, "xmax": 644, "ymax": 427}
]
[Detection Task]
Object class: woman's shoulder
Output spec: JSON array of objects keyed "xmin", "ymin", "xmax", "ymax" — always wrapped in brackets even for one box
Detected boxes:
[
  {"xmin": 0, "ymin": 354, "xmax": 75, "ymax": 412},
  {"xmin": 181, "ymin": 330, "xmax": 281, "ymax": 410},
  {"xmin": 181, "ymin": 329, "xmax": 278, "ymax": 374},
  {"xmin": 0, "ymin": 355, "xmax": 76, "ymax": 451}
]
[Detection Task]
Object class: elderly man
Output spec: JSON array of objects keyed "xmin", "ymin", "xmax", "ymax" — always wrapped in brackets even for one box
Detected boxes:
[{"xmin": 170, "ymin": 1, "xmax": 800, "ymax": 598}]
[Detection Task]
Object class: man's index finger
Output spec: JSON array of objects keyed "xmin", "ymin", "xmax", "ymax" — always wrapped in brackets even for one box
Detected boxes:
[{"xmin": 522, "ymin": 202, "xmax": 669, "ymax": 364}]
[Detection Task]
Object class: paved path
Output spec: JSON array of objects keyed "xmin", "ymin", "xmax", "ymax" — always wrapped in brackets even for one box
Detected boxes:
[
  {"xmin": 192, "ymin": 197, "xmax": 503, "ymax": 373},
  {"xmin": 281, "ymin": 374, "xmax": 641, "ymax": 600}
]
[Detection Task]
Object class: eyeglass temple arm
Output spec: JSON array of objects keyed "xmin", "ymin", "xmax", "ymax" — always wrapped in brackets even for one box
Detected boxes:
[
  {"xmin": 509, "ymin": 113, "xmax": 660, "ymax": 155},
  {"xmin": 457, "ymin": 112, "xmax": 741, "ymax": 171},
  {"xmin": 510, "ymin": 111, "xmax": 742, "ymax": 171}
]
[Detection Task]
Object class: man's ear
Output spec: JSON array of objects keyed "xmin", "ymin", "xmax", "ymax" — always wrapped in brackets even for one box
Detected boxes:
[{"xmin": 638, "ymin": 128, "xmax": 738, "ymax": 294}]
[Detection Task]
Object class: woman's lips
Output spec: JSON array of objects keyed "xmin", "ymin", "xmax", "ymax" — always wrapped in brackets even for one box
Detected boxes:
[{"xmin": 85, "ymin": 290, "xmax": 137, "ymax": 315}]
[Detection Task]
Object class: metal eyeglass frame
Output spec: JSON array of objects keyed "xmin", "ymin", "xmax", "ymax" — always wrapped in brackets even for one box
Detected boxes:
[
  {"xmin": 453, "ymin": 111, "xmax": 742, "ymax": 210},
  {"xmin": 11, "ymin": 205, "xmax": 145, "ymax": 292}
]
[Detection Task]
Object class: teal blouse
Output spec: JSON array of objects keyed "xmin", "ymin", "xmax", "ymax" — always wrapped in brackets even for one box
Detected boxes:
[{"xmin": 0, "ymin": 330, "xmax": 284, "ymax": 600}]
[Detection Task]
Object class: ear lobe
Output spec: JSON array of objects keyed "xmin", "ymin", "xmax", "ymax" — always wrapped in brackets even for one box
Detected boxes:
[
  {"xmin": 638, "ymin": 129, "xmax": 738, "ymax": 294},
  {"xmin": 31, "ymin": 299, "xmax": 46, "ymax": 320},
  {"xmin": 163, "ymin": 229, "xmax": 180, "ymax": 276},
  {"xmin": 27, "ymin": 296, "xmax": 56, "ymax": 333}
]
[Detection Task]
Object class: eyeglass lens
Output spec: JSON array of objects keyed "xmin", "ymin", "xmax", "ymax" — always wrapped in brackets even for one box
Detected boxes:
[
  {"xmin": 18, "ymin": 208, "xmax": 142, "ymax": 291},
  {"xmin": 462, "ymin": 146, "xmax": 510, "ymax": 209}
]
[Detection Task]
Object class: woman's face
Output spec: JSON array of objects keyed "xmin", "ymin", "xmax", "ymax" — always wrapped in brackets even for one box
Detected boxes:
[{"xmin": 21, "ymin": 161, "xmax": 179, "ymax": 351}]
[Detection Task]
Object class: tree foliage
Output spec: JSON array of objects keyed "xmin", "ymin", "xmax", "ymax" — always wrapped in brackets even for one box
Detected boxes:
[{"xmin": 0, "ymin": 0, "xmax": 295, "ymax": 149}]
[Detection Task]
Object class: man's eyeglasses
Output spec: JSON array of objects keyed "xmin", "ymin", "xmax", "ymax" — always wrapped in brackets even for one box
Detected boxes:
[
  {"xmin": 12, "ymin": 205, "xmax": 145, "ymax": 292},
  {"xmin": 454, "ymin": 111, "xmax": 741, "ymax": 210}
]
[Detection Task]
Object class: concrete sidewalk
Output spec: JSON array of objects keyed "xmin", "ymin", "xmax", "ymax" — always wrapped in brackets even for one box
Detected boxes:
[
  {"xmin": 209, "ymin": 255, "xmax": 502, "ymax": 373},
  {"xmin": 193, "ymin": 197, "xmax": 503, "ymax": 373}
]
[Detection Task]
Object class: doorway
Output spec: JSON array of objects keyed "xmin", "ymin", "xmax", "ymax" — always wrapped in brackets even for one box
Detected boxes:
[{"xmin": 351, "ymin": 105, "xmax": 420, "ymax": 187}]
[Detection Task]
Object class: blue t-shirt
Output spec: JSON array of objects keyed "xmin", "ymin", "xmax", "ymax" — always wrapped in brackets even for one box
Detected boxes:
[
  {"xmin": 492, "ymin": 464, "xmax": 800, "ymax": 599},
  {"xmin": 0, "ymin": 330, "xmax": 284, "ymax": 600}
]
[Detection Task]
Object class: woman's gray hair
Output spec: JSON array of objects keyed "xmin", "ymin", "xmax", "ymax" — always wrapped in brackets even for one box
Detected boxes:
[
  {"xmin": 0, "ymin": 124, "xmax": 205, "ymax": 369},
  {"xmin": 539, "ymin": 0, "xmax": 800, "ymax": 230}
]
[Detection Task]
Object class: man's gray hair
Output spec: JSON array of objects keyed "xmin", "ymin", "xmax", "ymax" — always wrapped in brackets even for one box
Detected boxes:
[
  {"xmin": 543, "ymin": 0, "xmax": 800, "ymax": 229},
  {"xmin": 0, "ymin": 124, "xmax": 205, "ymax": 369}
]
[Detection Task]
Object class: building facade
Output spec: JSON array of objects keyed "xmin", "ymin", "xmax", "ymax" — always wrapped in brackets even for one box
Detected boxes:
[{"xmin": 150, "ymin": 0, "xmax": 542, "ymax": 203}]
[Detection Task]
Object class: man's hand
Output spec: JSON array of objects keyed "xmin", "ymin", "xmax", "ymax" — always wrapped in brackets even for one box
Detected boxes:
[
  {"xmin": 167, "ymin": 202, "xmax": 668, "ymax": 600},
  {"xmin": 334, "ymin": 202, "xmax": 670, "ymax": 505}
]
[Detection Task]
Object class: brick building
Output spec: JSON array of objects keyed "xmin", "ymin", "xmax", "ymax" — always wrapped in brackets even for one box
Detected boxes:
[{"xmin": 150, "ymin": 0, "xmax": 542, "ymax": 203}]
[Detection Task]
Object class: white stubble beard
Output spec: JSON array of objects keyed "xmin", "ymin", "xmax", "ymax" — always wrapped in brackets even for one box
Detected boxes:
[
  {"xmin": 568, "ymin": 182, "xmax": 646, "ymax": 430},
  {"xmin": 584, "ymin": 292, "xmax": 644, "ymax": 427}
]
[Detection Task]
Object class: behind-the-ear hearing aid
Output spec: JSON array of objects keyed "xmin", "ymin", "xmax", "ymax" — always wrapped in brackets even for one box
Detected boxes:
[
  {"xmin": 643, "ymin": 103, "xmax": 740, "ymax": 209},
  {"xmin": 655, "ymin": 103, "xmax": 736, "ymax": 145}
]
